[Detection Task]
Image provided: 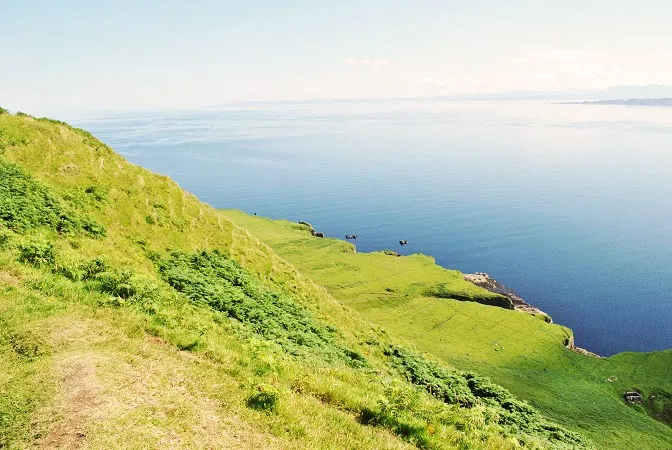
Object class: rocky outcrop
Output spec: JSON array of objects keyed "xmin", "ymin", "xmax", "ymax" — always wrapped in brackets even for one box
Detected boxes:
[
  {"xmin": 463, "ymin": 273, "xmax": 552, "ymax": 321},
  {"xmin": 427, "ymin": 282, "xmax": 514, "ymax": 309},
  {"xmin": 564, "ymin": 334, "xmax": 601, "ymax": 358},
  {"xmin": 624, "ymin": 391, "xmax": 644, "ymax": 403},
  {"xmin": 297, "ymin": 221, "xmax": 325, "ymax": 238},
  {"xmin": 298, "ymin": 221, "xmax": 314, "ymax": 233},
  {"xmin": 463, "ymin": 273, "xmax": 602, "ymax": 357}
]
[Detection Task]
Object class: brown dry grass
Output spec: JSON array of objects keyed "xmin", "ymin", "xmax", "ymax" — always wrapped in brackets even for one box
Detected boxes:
[
  {"xmin": 0, "ymin": 269, "xmax": 21, "ymax": 287},
  {"xmin": 32, "ymin": 317, "xmax": 284, "ymax": 450}
]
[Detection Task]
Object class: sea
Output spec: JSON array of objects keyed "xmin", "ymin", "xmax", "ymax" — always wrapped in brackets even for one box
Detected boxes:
[{"xmin": 71, "ymin": 99, "xmax": 672, "ymax": 356}]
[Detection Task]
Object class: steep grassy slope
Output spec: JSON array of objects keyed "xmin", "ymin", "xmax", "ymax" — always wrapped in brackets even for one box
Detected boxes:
[
  {"xmin": 222, "ymin": 211, "xmax": 672, "ymax": 449},
  {"xmin": 0, "ymin": 112, "xmax": 597, "ymax": 449}
]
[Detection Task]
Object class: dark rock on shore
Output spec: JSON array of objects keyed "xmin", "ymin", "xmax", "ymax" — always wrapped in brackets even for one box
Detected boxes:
[
  {"xmin": 297, "ymin": 221, "xmax": 325, "ymax": 238},
  {"xmin": 426, "ymin": 281, "xmax": 514, "ymax": 309},
  {"xmin": 564, "ymin": 334, "xmax": 602, "ymax": 358},
  {"xmin": 624, "ymin": 391, "xmax": 644, "ymax": 403},
  {"xmin": 464, "ymin": 273, "xmax": 604, "ymax": 358},
  {"xmin": 463, "ymin": 273, "xmax": 553, "ymax": 322}
]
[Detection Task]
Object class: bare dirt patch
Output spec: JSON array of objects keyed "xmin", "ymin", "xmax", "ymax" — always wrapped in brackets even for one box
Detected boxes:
[
  {"xmin": 0, "ymin": 269, "xmax": 21, "ymax": 287},
  {"xmin": 58, "ymin": 163, "xmax": 78, "ymax": 175},
  {"xmin": 33, "ymin": 319, "xmax": 283, "ymax": 449},
  {"xmin": 36, "ymin": 353, "xmax": 113, "ymax": 449},
  {"xmin": 45, "ymin": 318, "xmax": 118, "ymax": 349}
]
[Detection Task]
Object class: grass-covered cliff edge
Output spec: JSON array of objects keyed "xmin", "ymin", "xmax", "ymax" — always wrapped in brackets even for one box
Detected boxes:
[{"xmin": 0, "ymin": 109, "xmax": 670, "ymax": 449}]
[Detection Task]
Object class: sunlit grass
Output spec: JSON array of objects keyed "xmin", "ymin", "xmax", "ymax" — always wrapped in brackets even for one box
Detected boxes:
[
  {"xmin": 223, "ymin": 210, "xmax": 672, "ymax": 449},
  {"xmin": 0, "ymin": 111, "xmax": 670, "ymax": 449}
]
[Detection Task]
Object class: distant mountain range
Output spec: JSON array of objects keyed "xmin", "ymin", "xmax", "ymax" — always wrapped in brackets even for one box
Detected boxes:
[
  {"xmin": 204, "ymin": 85, "xmax": 672, "ymax": 110},
  {"xmin": 440, "ymin": 84, "xmax": 672, "ymax": 102},
  {"xmin": 564, "ymin": 98, "xmax": 672, "ymax": 106}
]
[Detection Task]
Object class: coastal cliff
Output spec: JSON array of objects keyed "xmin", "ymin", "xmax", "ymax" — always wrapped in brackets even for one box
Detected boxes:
[
  {"xmin": 463, "ymin": 272, "xmax": 552, "ymax": 321},
  {"xmin": 1, "ymin": 110, "xmax": 671, "ymax": 449},
  {"xmin": 225, "ymin": 209, "xmax": 672, "ymax": 448}
]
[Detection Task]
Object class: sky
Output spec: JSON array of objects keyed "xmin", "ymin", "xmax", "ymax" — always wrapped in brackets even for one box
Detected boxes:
[{"xmin": 2, "ymin": 0, "xmax": 672, "ymax": 114}]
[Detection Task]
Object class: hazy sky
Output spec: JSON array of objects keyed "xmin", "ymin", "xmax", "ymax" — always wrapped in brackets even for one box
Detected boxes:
[{"xmin": 2, "ymin": 0, "xmax": 672, "ymax": 114}]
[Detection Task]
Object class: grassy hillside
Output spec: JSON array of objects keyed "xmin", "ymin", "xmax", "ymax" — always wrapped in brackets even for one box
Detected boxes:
[
  {"xmin": 0, "ymin": 110, "xmax": 668, "ymax": 449},
  {"xmin": 221, "ymin": 213, "xmax": 672, "ymax": 449}
]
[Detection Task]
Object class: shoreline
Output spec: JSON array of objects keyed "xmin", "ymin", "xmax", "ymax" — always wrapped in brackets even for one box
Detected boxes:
[
  {"xmin": 463, "ymin": 272, "xmax": 602, "ymax": 358},
  {"xmin": 463, "ymin": 272, "xmax": 552, "ymax": 321},
  {"xmin": 264, "ymin": 216, "xmax": 607, "ymax": 357}
]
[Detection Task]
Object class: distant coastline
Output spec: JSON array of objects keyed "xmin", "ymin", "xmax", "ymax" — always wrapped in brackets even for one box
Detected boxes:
[{"xmin": 560, "ymin": 98, "xmax": 672, "ymax": 106}]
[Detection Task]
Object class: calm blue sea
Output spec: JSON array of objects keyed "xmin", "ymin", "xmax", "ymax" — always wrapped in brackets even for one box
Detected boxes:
[{"xmin": 71, "ymin": 100, "xmax": 672, "ymax": 356}]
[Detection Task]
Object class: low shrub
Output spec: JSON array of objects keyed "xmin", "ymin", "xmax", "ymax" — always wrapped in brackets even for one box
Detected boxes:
[
  {"xmin": 84, "ymin": 185, "xmax": 107, "ymax": 202},
  {"xmin": 358, "ymin": 393, "xmax": 433, "ymax": 450},
  {"xmin": 0, "ymin": 159, "xmax": 105, "ymax": 237},
  {"xmin": 385, "ymin": 345, "xmax": 589, "ymax": 447},
  {"xmin": 0, "ymin": 229, "xmax": 12, "ymax": 249},
  {"xmin": 246, "ymin": 383, "xmax": 280, "ymax": 412},
  {"xmin": 157, "ymin": 250, "xmax": 369, "ymax": 367},
  {"xmin": 81, "ymin": 257, "xmax": 107, "ymax": 280},
  {"xmin": 17, "ymin": 241, "xmax": 56, "ymax": 268},
  {"xmin": 385, "ymin": 346, "xmax": 476, "ymax": 407},
  {"xmin": 97, "ymin": 268, "xmax": 137, "ymax": 298},
  {"xmin": 80, "ymin": 219, "xmax": 106, "ymax": 238},
  {"xmin": 54, "ymin": 262, "xmax": 84, "ymax": 281},
  {"xmin": 96, "ymin": 268, "xmax": 161, "ymax": 303},
  {"xmin": 378, "ymin": 382, "xmax": 422, "ymax": 419}
]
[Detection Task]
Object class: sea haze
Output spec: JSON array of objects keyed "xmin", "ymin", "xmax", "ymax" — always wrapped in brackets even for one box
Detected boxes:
[{"xmin": 72, "ymin": 100, "xmax": 672, "ymax": 356}]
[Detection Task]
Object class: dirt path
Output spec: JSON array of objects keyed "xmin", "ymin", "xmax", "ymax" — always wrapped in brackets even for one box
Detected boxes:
[
  {"xmin": 37, "ymin": 353, "xmax": 111, "ymax": 448},
  {"xmin": 32, "ymin": 317, "xmax": 283, "ymax": 450}
]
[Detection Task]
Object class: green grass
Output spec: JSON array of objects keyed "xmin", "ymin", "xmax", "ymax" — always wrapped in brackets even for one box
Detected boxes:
[
  {"xmin": 0, "ymin": 112, "xmax": 600, "ymax": 449},
  {"xmin": 157, "ymin": 249, "xmax": 369, "ymax": 366},
  {"xmin": 222, "ymin": 210, "xmax": 672, "ymax": 449},
  {"xmin": 0, "ymin": 238, "xmax": 572, "ymax": 450},
  {"xmin": 0, "ymin": 158, "xmax": 104, "ymax": 236},
  {"xmin": 1, "ymin": 110, "xmax": 671, "ymax": 448}
]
